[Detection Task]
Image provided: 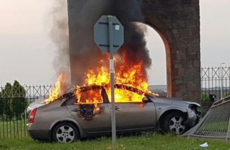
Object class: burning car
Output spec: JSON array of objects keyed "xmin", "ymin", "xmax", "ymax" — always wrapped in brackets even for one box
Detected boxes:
[{"xmin": 26, "ymin": 84, "xmax": 201, "ymax": 143}]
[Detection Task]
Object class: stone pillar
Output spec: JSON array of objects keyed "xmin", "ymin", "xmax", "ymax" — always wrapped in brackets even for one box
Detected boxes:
[{"xmin": 142, "ymin": 0, "xmax": 201, "ymax": 103}]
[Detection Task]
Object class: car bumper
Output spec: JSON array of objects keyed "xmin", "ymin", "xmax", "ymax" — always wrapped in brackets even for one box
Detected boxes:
[
  {"xmin": 27, "ymin": 123, "xmax": 50, "ymax": 141},
  {"xmin": 184, "ymin": 109, "xmax": 199, "ymax": 128}
]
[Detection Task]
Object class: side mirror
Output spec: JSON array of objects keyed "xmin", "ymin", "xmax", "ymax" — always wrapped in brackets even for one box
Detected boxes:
[{"xmin": 142, "ymin": 97, "xmax": 149, "ymax": 103}]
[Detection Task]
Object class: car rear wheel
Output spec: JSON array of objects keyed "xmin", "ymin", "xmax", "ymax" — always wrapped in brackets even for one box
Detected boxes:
[
  {"xmin": 52, "ymin": 122, "xmax": 79, "ymax": 143},
  {"xmin": 161, "ymin": 112, "xmax": 187, "ymax": 135}
]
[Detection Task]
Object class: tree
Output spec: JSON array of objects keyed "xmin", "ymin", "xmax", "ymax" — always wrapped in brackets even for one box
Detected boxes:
[
  {"xmin": 12, "ymin": 81, "xmax": 27, "ymax": 119},
  {"xmin": 1, "ymin": 83, "xmax": 14, "ymax": 120},
  {"xmin": 0, "ymin": 91, "xmax": 4, "ymax": 118},
  {"xmin": 1, "ymin": 81, "xmax": 27, "ymax": 120}
]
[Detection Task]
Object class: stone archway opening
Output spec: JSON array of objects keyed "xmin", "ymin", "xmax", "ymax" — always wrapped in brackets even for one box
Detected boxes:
[
  {"xmin": 135, "ymin": 22, "xmax": 171, "ymax": 97},
  {"xmin": 134, "ymin": 23, "xmax": 167, "ymax": 95},
  {"xmin": 145, "ymin": 24, "xmax": 166, "ymax": 86}
]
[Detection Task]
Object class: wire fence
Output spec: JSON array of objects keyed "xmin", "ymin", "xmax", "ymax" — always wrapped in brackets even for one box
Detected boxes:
[{"xmin": 0, "ymin": 66, "xmax": 229, "ymax": 139}]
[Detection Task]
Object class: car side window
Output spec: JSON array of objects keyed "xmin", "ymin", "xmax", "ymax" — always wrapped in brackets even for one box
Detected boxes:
[
  {"xmin": 77, "ymin": 89, "xmax": 105, "ymax": 104},
  {"xmin": 111, "ymin": 88, "xmax": 145, "ymax": 103}
]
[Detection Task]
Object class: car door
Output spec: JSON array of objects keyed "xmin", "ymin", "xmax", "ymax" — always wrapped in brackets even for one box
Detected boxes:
[
  {"xmin": 66, "ymin": 88, "xmax": 111, "ymax": 133},
  {"xmin": 114, "ymin": 100, "xmax": 157, "ymax": 131}
]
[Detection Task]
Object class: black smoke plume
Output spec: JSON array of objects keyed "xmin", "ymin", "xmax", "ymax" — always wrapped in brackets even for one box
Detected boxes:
[{"xmin": 52, "ymin": 0, "xmax": 152, "ymax": 85}]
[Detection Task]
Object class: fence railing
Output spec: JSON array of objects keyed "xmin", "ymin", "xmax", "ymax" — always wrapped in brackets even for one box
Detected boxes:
[
  {"xmin": 0, "ymin": 85, "xmax": 52, "ymax": 98},
  {"xmin": 0, "ymin": 66, "xmax": 230, "ymax": 139},
  {"xmin": 0, "ymin": 85, "xmax": 52, "ymax": 139},
  {"xmin": 184, "ymin": 95, "xmax": 230, "ymax": 141},
  {"xmin": 201, "ymin": 66, "xmax": 230, "ymax": 100}
]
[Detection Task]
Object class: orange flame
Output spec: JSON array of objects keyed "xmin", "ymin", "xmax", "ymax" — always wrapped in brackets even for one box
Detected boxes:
[
  {"xmin": 83, "ymin": 54, "xmax": 152, "ymax": 103},
  {"xmin": 44, "ymin": 74, "xmax": 66, "ymax": 104},
  {"xmin": 46, "ymin": 54, "xmax": 158, "ymax": 107}
]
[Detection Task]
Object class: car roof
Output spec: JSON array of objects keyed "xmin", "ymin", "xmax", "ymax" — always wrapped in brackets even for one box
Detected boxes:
[{"xmin": 64, "ymin": 84, "xmax": 146, "ymax": 96}]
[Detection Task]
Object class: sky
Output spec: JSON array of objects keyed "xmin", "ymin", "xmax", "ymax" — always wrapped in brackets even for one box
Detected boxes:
[{"xmin": 0, "ymin": 0, "xmax": 230, "ymax": 86}]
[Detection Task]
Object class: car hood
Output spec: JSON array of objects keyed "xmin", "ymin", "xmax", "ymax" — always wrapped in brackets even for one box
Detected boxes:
[{"xmin": 148, "ymin": 95, "xmax": 200, "ymax": 107}]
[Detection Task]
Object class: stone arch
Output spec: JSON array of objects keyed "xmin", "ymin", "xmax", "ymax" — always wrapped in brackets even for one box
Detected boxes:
[{"xmin": 142, "ymin": 0, "xmax": 201, "ymax": 102}]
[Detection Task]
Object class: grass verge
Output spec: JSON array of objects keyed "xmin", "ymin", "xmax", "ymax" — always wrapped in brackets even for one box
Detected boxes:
[{"xmin": 0, "ymin": 133, "xmax": 230, "ymax": 150}]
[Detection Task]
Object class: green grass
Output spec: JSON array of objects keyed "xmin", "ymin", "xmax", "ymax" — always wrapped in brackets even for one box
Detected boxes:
[{"xmin": 0, "ymin": 133, "xmax": 230, "ymax": 150}]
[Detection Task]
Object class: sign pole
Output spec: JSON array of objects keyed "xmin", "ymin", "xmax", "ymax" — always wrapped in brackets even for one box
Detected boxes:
[
  {"xmin": 108, "ymin": 16, "xmax": 116, "ymax": 146},
  {"xmin": 94, "ymin": 15, "xmax": 123, "ymax": 146}
]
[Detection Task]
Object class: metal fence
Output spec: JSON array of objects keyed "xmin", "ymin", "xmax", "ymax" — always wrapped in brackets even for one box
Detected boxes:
[
  {"xmin": 201, "ymin": 66, "xmax": 230, "ymax": 100},
  {"xmin": 0, "ymin": 85, "xmax": 52, "ymax": 139},
  {"xmin": 0, "ymin": 66, "xmax": 229, "ymax": 139},
  {"xmin": 183, "ymin": 95, "xmax": 230, "ymax": 141}
]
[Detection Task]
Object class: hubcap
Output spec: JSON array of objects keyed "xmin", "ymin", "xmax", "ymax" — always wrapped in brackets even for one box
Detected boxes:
[
  {"xmin": 169, "ymin": 116, "xmax": 185, "ymax": 134},
  {"xmin": 56, "ymin": 125, "xmax": 75, "ymax": 143}
]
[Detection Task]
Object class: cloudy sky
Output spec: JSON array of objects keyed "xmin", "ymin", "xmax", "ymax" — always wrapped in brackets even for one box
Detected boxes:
[{"xmin": 0, "ymin": 0, "xmax": 229, "ymax": 86}]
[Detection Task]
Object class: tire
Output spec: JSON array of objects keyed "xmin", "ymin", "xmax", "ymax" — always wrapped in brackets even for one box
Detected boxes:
[
  {"xmin": 161, "ymin": 112, "xmax": 187, "ymax": 135},
  {"xmin": 52, "ymin": 122, "xmax": 79, "ymax": 143}
]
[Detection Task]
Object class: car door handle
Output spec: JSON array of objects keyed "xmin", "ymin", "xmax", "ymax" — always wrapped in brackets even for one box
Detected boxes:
[{"xmin": 115, "ymin": 106, "xmax": 119, "ymax": 110}]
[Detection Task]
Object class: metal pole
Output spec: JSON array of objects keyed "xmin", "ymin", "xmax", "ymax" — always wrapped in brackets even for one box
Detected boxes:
[
  {"xmin": 220, "ymin": 63, "xmax": 225, "ymax": 99},
  {"xmin": 108, "ymin": 16, "xmax": 116, "ymax": 146}
]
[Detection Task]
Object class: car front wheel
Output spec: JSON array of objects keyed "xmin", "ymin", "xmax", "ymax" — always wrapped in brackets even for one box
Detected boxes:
[
  {"xmin": 161, "ymin": 112, "xmax": 187, "ymax": 135},
  {"xmin": 52, "ymin": 122, "xmax": 79, "ymax": 143}
]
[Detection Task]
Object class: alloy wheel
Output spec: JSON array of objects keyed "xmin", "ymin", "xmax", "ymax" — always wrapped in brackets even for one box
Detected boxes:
[
  {"xmin": 169, "ymin": 116, "xmax": 186, "ymax": 134},
  {"xmin": 55, "ymin": 125, "xmax": 75, "ymax": 143}
]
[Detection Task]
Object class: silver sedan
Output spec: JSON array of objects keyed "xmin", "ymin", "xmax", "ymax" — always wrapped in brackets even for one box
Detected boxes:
[{"xmin": 26, "ymin": 84, "xmax": 201, "ymax": 143}]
